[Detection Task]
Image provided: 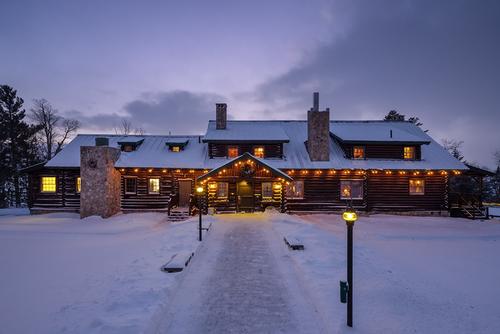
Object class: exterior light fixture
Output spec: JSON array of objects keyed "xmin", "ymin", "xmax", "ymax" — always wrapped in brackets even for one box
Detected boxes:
[
  {"xmin": 196, "ymin": 185, "xmax": 205, "ymax": 241},
  {"xmin": 134, "ymin": 168, "xmax": 139, "ymax": 172},
  {"xmin": 342, "ymin": 205, "xmax": 358, "ymax": 328}
]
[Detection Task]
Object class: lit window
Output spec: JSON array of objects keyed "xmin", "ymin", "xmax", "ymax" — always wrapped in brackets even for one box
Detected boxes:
[
  {"xmin": 340, "ymin": 180, "xmax": 363, "ymax": 200},
  {"xmin": 253, "ymin": 146, "xmax": 265, "ymax": 158},
  {"xmin": 262, "ymin": 182, "xmax": 273, "ymax": 199},
  {"xmin": 217, "ymin": 182, "xmax": 229, "ymax": 198},
  {"xmin": 353, "ymin": 146, "xmax": 365, "ymax": 159},
  {"xmin": 41, "ymin": 176, "xmax": 56, "ymax": 193},
  {"xmin": 286, "ymin": 180, "xmax": 304, "ymax": 199},
  {"xmin": 122, "ymin": 145, "xmax": 134, "ymax": 152},
  {"xmin": 171, "ymin": 146, "xmax": 181, "ymax": 152},
  {"xmin": 409, "ymin": 179, "xmax": 425, "ymax": 195},
  {"xmin": 228, "ymin": 146, "xmax": 239, "ymax": 158},
  {"xmin": 124, "ymin": 177, "xmax": 137, "ymax": 194},
  {"xmin": 76, "ymin": 177, "xmax": 81, "ymax": 193},
  {"xmin": 149, "ymin": 178, "xmax": 160, "ymax": 194},
  {"xmin": 404, "ymin": 146, "xmax": 415, "ymax": 159}
]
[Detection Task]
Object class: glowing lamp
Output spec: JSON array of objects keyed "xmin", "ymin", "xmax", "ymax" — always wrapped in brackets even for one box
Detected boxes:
[
  {"xmin": 196, "ymin": 186, "xmax": 204, "ymax": 194},
  {"xmin": 342, "ymin": 209, "xmax": 358, "ymax": 224},
  {"xmin": 273, "ymin": 183, "xmax": 282, "ymax": 190}
]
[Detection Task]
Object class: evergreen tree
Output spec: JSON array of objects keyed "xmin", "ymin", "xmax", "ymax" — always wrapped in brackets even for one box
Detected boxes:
[
  {"xmin": 384, "ymin": 110, "xmax": 405, "ymax": 121},
  {"xmin": 0, "ymin": 85, "xmax": 41, "ymax": 207}
]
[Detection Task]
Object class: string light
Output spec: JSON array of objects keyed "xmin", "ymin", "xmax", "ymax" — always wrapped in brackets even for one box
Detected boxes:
[
  {"xmin": 134, "ymin": 168, "xmax": 139, "ymax": 172},
  {"xmin": 148, "ymin": 168, "xmax": 153, "ymax": 173}
]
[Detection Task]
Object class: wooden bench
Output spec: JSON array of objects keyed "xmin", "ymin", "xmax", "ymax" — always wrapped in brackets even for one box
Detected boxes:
[
  {"xmin": 161, "ymin": 251, "xmax": 194, "ymax": 273},
  {"xmin": 284, "ymin": 236, "xmax": 304, "ymax": 250}
]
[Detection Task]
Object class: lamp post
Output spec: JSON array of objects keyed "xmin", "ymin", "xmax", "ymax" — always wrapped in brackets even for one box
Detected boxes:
[
  {"xmin": 342, "ymin": 206, "xmax": 357, "ymax": 328},
  {"xmin": 196, "ymin": 186, "xmax": 204, "ymax": 241}
]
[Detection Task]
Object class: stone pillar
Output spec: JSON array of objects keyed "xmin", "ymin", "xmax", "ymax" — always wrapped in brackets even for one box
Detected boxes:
[
  {"xmin": 216, "ymin": 103, "xmax": 227, "ymax": 129},
  {"xmin": 307, "ymin": 108, "xmax": 330, "ymax": 161},
  {"xmin": 80, "ymin": 146, "xmax": 121, "ymax": 219}
]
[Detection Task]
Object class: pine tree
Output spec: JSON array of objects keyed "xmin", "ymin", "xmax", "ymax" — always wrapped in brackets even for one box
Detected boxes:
[
  {"xmin": 384, "ymin": 110, "xmax": 405, "ymax": 121},
  {"xmin": 0, "ymin": 85, "xmax": 41, "ymax": 207}
]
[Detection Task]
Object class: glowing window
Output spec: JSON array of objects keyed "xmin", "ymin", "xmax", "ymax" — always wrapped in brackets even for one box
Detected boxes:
[
  {"xmin": 353, "ymin": 146, "xmax": 365, "ymax": 159},
  {"xmin": 217, "ymin": 182, "xmax": 229, "ymax": 198},
  {"xmin": 262, "ymin": 182, "xmax": 273, "ymax": 199},
  {"xmin": 149, "ymin": 178, "xmax": 160, "ymax": 194},
  {"xmin": 122, "ymin": 145, "xmax": 134, "ymax": 152},
  {"xmin": 227, "ymin": 146, "xmax": 239, "ymax": 158},
  {"xmin": 340, "ymin": 180, "xmax": 363, "ymax": 200},
  {"xmin": 171, "ymin": 146, "xmax": 181, "ymax": 152},
  {"xmin": 253, "ymin": 146, "xmax": 265, "ymax": 158},
  {"xmin": 404, "ymin": 146, "xmax": 415, "ymax": 160},
  {"xmin": 286, "ymin": 180, "xmax": 304, "ymax": 199},
  {"xmin": 409, "ymin": 179, "xmax": 425, "ymax": 195},
  {"xmin": 76, "ymin": 177, "xmax": 81, "ymax": 193},
  {"xmin": 41, "ymin": 176, "xmax": 56, "ymax": 193},
  {"xmin": 124, "ymin": 177, "xmax": 137, "ymax": 194}
]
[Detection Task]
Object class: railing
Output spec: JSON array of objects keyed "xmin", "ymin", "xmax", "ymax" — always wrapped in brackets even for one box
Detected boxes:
[
  {"xmin": 449, "ymin": 192, "xmax": 488, "ymax": 219},
  {"xmin": 167, "ymin": 193, "xmax": 179, "ymax": 216}
]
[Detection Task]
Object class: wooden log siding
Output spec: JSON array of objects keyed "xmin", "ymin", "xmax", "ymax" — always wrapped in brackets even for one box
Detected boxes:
[
  {"xmin": 341, "ymin": 144, "xmax": 421, "ymax": 160},
  {"xmin": 208, "ymin": 143, "xmax": 283, "ymax": 158},
  {"xmin": 366, "ymin": 174, "xmax": 447, "ymax": 211},
  {"xmin": 29, "ymin": 168, "xmax": 80, "ymax": 210},
  {"xmin": 285, "ymin": 173, "xmax": 366, "ymax": 213},
  {"xmin": 120, "ymin": 169, "xmax": 205, "ymax": 211}
]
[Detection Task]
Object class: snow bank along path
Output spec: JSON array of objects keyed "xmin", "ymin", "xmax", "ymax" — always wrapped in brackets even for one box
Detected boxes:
[{"xmin": 150, "ymin": 214, "xmax": 325, "ymax": 334}]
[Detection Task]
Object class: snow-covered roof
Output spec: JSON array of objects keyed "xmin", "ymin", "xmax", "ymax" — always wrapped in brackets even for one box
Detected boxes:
[
  {"xmin": 203, "ymin": 120, "xmax": 290, "ymax": 143},
  {"xmin": 330, "ymin": 121, "xmax": 431, "ymax": 144},
  {"xmin": 45, "ymin": 120, "xmax": 467, "ymax": 171}
]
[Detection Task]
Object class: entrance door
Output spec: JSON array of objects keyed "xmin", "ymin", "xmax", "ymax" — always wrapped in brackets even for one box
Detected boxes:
[
  {"xmin": 178, "ymin": 179, "xmax": 192, "ymax": 207},
  {"xmin": 237, "ymin": 180, "xmax": 254, "ymax": 211}
]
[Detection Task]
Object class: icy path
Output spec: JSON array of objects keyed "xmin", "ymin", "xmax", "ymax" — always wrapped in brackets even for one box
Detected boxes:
[{"xmin": 150, "ymin": 214, "xmax": 324, "ymax": 334}]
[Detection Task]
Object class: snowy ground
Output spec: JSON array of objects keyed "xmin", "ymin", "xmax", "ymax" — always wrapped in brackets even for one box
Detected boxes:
[{"xmin": 1, "ymin": 210, "xmax": 500, "ymax": 334}]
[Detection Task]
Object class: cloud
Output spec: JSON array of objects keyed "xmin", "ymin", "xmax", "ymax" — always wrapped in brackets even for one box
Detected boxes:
[
  {"xmin": 249, "ymin": 0, "xmax": 500, "ymax": 167},
  {"xmin": 71, "ymin": 90, "xmax": 225, "ymax": 135}
]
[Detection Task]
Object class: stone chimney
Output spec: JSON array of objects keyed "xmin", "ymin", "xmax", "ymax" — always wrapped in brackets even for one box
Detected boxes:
[
  {"xmin": 216, "ymin": 103, "xmax": 227, "ymax": 129},
  {"xmin": 307, "ymin": 92, "xmax": 330, "ymax": 161},
  {"xmin": 80, "ymin": 145, "xmax": 121, "ymax": 218}
]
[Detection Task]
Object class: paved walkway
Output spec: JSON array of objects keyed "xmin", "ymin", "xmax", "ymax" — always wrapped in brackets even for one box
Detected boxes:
[{"xmin": 155, "ymin": 215, "xmax": 324, "ymax": 334}]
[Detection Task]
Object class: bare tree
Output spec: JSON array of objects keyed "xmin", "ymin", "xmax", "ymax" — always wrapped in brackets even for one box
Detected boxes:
[
  {"xmin": 30, "ymin": 99, "xmax": 80, "ymax": 160},
  {"xmin": 442, "ymin": 139, "xmax": 465, "ymax": 161},
  {"xmin": 114, "ymin": 118, "xmax": 145, "ymax": 135},
  {"xmin": 54, "ymin": 119, "xmax": 81, "ymax": 156}
]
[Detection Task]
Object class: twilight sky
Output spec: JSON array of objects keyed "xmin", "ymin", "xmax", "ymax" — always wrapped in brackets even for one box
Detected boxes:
[{"xmin": 1, "ymin": 0, "xmax": 499, "ymax": 168}]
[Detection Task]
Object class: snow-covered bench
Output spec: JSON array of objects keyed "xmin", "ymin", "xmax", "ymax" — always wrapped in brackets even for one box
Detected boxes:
[
  {"xmin": 284, "ymin": 236, "xmax": 304, "ymax": 250},
  {"xmin": 161, "ymin": 251, "xmax": 194, "ymax": 273}
]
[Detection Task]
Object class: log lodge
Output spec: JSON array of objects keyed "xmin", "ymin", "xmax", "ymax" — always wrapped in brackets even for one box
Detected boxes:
[{"xmin": 25, "ymin": 93, "xmax": 487, "ymax": 219}]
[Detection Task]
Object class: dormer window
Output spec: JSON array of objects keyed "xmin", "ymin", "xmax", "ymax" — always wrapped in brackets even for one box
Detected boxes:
[
  {"xmin": 353, "ymin": 146, "xmax": 365, "ymax": 159},
  {"xmin": 118, "ymin": 137, "xmax": 144, "ymax": 152},
  {"xmin": 228, "ymin": 146, "xmax": 239, "ymax": 158},
  {"xmin": 404, "ymin": 146, "xmax": 415, "ymax": 160},
  {"xmin": 166, "ymin": 138, "xmax": 189, "ymax": 152},
  {"xmin": 253, "ymin": 146, "xmax": 265, "ymax": 158}
]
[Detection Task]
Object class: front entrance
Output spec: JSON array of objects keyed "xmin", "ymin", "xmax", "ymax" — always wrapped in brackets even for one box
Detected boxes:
[
  {"xmin": 178, "ymin": 179, "xmax": 192, "ymax": 207},
  {"xmin": 237, "ymin": 180, "xmax": 254, "ymax": 212}
]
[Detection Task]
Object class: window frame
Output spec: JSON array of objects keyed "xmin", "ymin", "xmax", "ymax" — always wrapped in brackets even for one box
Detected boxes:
[
  {"xmin": 40, "ymin": 176, "xmax": 57, "ymax": 193},
  {"xmin": 227, "ymin": 146, "xmax": 239, "ymax": 158},
  {"xmin": 285, "ymin": 180, "xmax": 304, "ymax": 199},
  {"xmin": 404, "ymin": 146, "xmax": 416, "ymax": 160},
  {"xmin": 217, "ymin": 182, "xmax": 229, "ymax": 198},
  {"xmin": 409, "ymin": 178, "xmax": 425, "ymax": 195},
  {"xmin": 262, "ymin": 182, "xmax": 273, "ymax": 199},
  {"xmin": 124, "ymin": 176, "xmax": 137, "ymax": 195},
  {"xmin": 148, "ymin": 177, "xmax": 161, "ymax": 194},
  {"xmin": 353, "ymin": 146, "xmax": 365, "ymax": 160},
  {"xmin": 340, "ymin": 179, "xmax": 364, "ymax": 200},
  {"xmin": 253, "ymin": 146, "xmax": 265, "ymax": 158},
  {"xmin": 76, "ymin": 177, "xmax": 81, "ymax": 193}
]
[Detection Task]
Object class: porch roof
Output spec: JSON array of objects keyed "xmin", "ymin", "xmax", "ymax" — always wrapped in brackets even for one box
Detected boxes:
[{"xmin": 196, "ymin": 152, "xmax": 293, "ymax": 182}]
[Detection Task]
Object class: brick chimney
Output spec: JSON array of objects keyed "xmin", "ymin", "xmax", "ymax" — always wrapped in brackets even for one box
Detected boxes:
[
  {"xmin": 216, "ymin": 103, "xmax": 227, "ymax": 129},
  {"xmin": 307, "ymin": 92, "xmax": 330, "ymax": 161}
]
